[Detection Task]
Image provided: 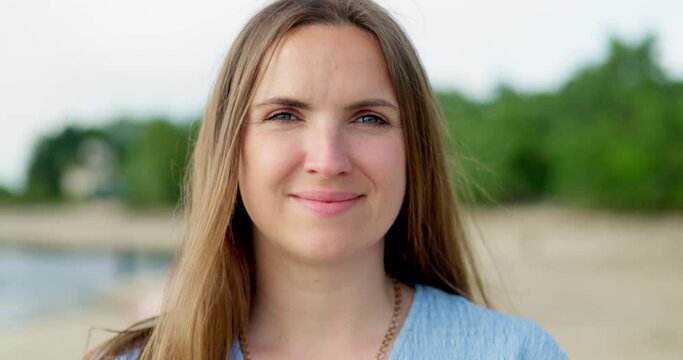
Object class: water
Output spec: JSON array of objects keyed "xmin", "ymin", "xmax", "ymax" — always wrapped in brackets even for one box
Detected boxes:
[{"xmin": 0, "ymin": 246, "xmax": 171, "ymax": 329}]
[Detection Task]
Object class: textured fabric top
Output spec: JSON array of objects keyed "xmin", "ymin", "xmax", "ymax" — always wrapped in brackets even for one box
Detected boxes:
[{"xmin": 116, "ymin": 284, "xmax": 567, "ymax": 359}]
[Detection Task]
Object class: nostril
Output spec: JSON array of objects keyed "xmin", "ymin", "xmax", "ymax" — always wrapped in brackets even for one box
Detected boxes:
[{"xmin": 303, "ymin": 141, "xmax": 352, "ymax": 177}]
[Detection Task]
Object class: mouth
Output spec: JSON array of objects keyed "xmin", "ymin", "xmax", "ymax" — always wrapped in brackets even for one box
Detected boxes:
[{"xmin": 290, "ymin": 191, "xmax": 364, "ymax": 217}]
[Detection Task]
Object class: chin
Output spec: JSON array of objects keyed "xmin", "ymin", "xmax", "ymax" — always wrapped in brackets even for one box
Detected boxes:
[{"xmin": 284, "ymin": 231, "xmax": 381, "ymax": 265}]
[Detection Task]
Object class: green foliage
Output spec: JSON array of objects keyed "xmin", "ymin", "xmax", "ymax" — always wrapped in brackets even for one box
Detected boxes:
[
  {"xmin": 121, "ymin": 119, "xmax": 191, "ymax": 207},
  {"xmin": 442, "ymin": 35, "xmax": 683, "ymax": 210},
  {"xmin": 22, "ymin": 117, "xmax": 195, "ymax": 207},
  {"xmin": 0, "ymin": 184, "xmax": 17, "ymax": 202},
  {"xmin": 23, "ymin": 126, "xmax": 103, "ymax": 201},
  {"xmin": 19, "ymin": 35, "xmax": 682, "ymax": 210}
]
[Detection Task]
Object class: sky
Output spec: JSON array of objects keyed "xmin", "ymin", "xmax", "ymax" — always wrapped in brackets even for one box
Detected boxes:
[{"xmin": 1, "ymin": 0, "xmax": 682, "ymax": 189}]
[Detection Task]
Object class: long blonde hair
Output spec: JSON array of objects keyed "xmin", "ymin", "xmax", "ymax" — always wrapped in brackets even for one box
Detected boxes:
[{"xmin": 85, "ymin": 0, "xmax": 489, "ymax": 358}]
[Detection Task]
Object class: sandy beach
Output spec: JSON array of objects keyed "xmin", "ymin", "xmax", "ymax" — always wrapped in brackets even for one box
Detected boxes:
[
  {"xmin": 0, "ymin": 202, "xmax": 183, "ymax": 252},
  {"xmin": 1, "ymin": 203, "xmax": 681, "ymax": 359}
]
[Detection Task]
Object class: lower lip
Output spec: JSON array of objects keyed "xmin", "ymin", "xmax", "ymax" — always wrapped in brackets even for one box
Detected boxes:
[{"xmin": 292, "ymin": 196, "xmax": 363, "ymax": 217}]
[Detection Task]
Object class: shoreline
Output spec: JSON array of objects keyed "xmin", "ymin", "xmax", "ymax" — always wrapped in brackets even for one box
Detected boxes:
[
  {"xmin": 0, "ymin": 273, "xmax": 166, "ymax": 359},
  {"xmin": 1, "ymin": 203, "xmax": 682, "ymax": 359},
  {"xmin": 0, "ymin": 202, "xmax": 182, "ymax": 253}
]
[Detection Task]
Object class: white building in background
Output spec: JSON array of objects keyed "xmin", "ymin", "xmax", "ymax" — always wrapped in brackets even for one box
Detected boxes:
[{"xmin": 60, "ymin": 139, "xmax": 118, "ymax": 200}]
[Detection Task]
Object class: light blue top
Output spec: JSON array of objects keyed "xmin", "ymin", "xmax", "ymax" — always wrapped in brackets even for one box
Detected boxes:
[{"xmin": 116, "ymin": 284, "xmax": 567, "ymax": 359}]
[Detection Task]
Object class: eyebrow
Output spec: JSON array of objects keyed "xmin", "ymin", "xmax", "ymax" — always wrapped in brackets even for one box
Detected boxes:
[{"xmin": 253, "ymin": 97, "xmax": 398, "ymax": 111}]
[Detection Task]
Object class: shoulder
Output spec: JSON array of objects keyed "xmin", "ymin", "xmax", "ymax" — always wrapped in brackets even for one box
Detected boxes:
[
  {"xmin": 395, "ymin": 284, "xmax": 566, "ymax": 359},
  {"xmin": 414, "ymin": 284, "xmax": 538, "ymax": 335}
]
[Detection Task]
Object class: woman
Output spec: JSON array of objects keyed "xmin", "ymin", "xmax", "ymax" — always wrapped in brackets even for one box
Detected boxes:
[{"xmin": 87, "ymin": 0, "xmax": 566, "ymax": 359}]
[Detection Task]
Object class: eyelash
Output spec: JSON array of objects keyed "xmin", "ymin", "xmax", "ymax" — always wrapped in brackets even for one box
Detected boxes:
[{"xmin": 265, "ymin": 111, "xmax": 389, "ymax": 127}]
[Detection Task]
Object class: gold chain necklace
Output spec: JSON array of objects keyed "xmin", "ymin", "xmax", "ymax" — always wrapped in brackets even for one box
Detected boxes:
[{"xmin": 238, "ymin": 278, "xmax": 403, "ymax": 360}]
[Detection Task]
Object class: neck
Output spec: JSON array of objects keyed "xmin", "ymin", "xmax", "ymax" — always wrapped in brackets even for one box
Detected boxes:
[{"xmin": 247, "ymin": 233, "xmax": 396, "ymax": 356}]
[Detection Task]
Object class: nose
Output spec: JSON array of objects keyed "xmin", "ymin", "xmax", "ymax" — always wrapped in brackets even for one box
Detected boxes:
[{"xmin": 304, "ymin": 124, "xmax": 352, "ymax": 178}]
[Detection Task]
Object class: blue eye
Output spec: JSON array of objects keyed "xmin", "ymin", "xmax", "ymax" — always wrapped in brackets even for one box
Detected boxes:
[
  {"xmin": 357, "ymin": 114, "xmax": 387, "ymax": 126},
  {"xmin": 267, "ymin": 112, "xmax": 298, "ymax": 121}
]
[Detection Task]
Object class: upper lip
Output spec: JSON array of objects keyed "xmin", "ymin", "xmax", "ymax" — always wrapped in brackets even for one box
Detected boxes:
[{"xmin": 291, "ymin": 191, "xmax": 363, "ymax": 202}]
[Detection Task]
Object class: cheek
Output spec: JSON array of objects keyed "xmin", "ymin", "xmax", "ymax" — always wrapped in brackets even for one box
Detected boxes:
[
  {"xmin": 240, "ymin": 129, "xmax": 301, "ymax": 190},
  {"xmin": 353, "ymin": 133, "xmax": 406, "ymax": 193},
  {"xmin": 239, "ymin": 129, "xmax": 303, "ymax": 233}
]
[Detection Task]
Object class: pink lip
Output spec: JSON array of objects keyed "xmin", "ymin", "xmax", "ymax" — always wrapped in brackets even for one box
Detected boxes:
[{"xmin": 291, "ymin": 191, "xmax": 363, "ymax": 217}]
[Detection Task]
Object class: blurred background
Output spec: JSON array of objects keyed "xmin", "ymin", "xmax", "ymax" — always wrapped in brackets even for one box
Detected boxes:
[{"xmin": 1, "ymin": 0, "xmax": 682, "ymax": 359}]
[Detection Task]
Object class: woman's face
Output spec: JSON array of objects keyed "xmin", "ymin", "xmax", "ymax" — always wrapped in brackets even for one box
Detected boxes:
[{"xmin": 239, "ymin": 24, "xmax": 406, "ymax": 264}]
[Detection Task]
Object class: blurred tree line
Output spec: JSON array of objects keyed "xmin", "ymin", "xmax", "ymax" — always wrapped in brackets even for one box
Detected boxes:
[
  {"xmin": 3, "ymin": 36, "xmax": 681, "ymax": 210},
  {"xmin": 15, "ymin": 118, "xmax": 197, "ymax": 208},
  {"xmin": 443, "ymin": 35, "xmax": 683, "ymax": 210}
]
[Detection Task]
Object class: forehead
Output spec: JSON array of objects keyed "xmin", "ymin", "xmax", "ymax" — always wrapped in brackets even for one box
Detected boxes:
[{"xmin": 253, "ymin": 24, "xmax": 397, "ymax": 106}]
